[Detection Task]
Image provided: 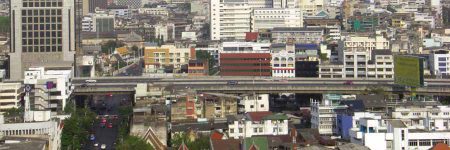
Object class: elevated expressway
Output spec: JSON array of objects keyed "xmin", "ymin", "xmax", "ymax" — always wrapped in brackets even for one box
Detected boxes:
[{"xmin": 72, "ymin": 77, "xmax": 450, "ymax": 95}]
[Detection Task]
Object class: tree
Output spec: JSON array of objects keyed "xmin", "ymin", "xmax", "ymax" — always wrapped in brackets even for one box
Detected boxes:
[
  {"xmin": 101, "ymin": 40, "xmax": 125, "ymax": 54},
  {"xmin": 116, "ymin": 136, "xmax": 154, "ymax": 150},
  {"xmin": 61, "ymin": 105, "xmax": 96, "ymax": 150},
  {"xmin": 195, "ymin": 51, "xmax": 216, "ymax": 75},
  {"xmin": 171, "ymin": 133, "xmax": 210, "ymax": 149},
  {"xmin": 131, "ymin": 45, "xmax": 139, "ymax": 53}
]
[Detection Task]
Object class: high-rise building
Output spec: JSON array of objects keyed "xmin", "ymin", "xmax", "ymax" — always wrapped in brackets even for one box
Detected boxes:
[
  {"xmin": 9, "ymin": 0, "xmax": 75, "ymax": 80},
  {"xmin": 210, "ymin": 0, "xmax": 252, "ymax": 41},
  {"xmin": 116, "ymin": 0, "xmax": 141, "ymax": 9},
  {"xmin": 88, "ymin": 0, "xmax": 107, "ymax": 13}
]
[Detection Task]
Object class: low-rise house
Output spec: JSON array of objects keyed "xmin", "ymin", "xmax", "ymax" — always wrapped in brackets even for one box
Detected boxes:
[{"xmin": 227, "ymin": 111, "xmax": 289, "ymax": 139}]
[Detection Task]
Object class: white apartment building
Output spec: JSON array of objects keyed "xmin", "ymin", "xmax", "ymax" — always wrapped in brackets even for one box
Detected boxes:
[
  {"xmin": 272, "ymin": 0, "xmax": 298, "ymax": 8},
  {"xmin": 319, "ymin": 33, "xmax": 392, "ymax": 79},
  {"xmin": 343, "ymin": 49, "xmax": 394, "ymax": 78},
  {"xmin": 272, "ymin": 50, "xmax": 295, "ymax": 77},
  {"xmin": 138, "ymin": 7, "xmax": 169, "ymax": 16},
  {"xmin": 0, "ymin": 119, "xmax": 63, "ymax": 150},
  {"xmin": 349, "ymin": 118, "xmax": 450, "ymax": 150},
  {"xmin": 219, "ymin": 42, "xmax": 271, "ymax": 53},
  {"xmin": 239, "ymin": 94, "xmax": 270, "ymax": 113},
  {"xmin": 343, "ymin": 32, "xmax": 390, "ymax": 58},
  {"xmin": 271, "ymin": 27, "xmax": 324, "ymax": 43},
  {"xmin": 251, "ymin": 8, "xmax": 303, "ymax": 32},
  {"xmin": 24, "ymin": 67, "xmax": 73, "ymax": 113},
  {"xmin": 81, "ymin": 13, "xmax": 115, "ymax": 32},
  {"xmin": 414, "ymin": 12, "xmax": 435, "ymax": 29},
  {"xmin": 318, "ymin": 63, "xmax": 344, "ymax": 78},
  {"xmin": 311, "ymin": 96, "xmax": 349, "ymax": 135},
  {"xmin": 228, "ymin": 112, "xmax": 289, "ymax": 139},
  {"xmin": 429, "ymin": 50, "xmax": 450, "ymax": 76},
  {"xmin": 81, "ymin": 16, "xmax": 93, "ymax": 32},
  {"xmin": 297, "ymin": 0, "xmax": 324, "ymax": 16},
  {"xmin": 0, "ymin": 82, "xmax": 23, "ymax": 111},
  {"xmin": 210, "ymin": 0, "xmax": 252, "ymax": 41},
  {"xmin": 390, "ymin": 105, "xmax": 450, "ymax": 131}
]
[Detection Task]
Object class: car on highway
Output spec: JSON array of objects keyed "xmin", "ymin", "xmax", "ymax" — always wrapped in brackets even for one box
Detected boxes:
[
  {"xmin": 101, "ymin": 144, "xmax": 106, "ymax": 149},
  {"xmin": 107, "ymin": 123, "xmax": 113, "ymax": 128},
  {"xmin": 89, "ymin": 134, "xmax": 95, "ymax": 141},
  {"xmin": 101, "ymin": 118, "xmax": 107, "ymax": 123},
  {"xmin": 85, "ymin": 79, "xmax": 97, "ymax": 83},
  {"xmin": 227, "ymin": 80, "xmax": 238, "ymax": 85},
  {"xmin": 94, "ymin": 143, "xmax": 99, "ymax": 147},
  {"xmin": 344, "ymin": 80, "xmax": 353, "ymax": 85}
]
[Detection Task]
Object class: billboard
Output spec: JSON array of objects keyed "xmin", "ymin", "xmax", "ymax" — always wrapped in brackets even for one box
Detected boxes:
[{"xmin": 394, "ymin": 55, "xmax": 424, "ymax": 87}]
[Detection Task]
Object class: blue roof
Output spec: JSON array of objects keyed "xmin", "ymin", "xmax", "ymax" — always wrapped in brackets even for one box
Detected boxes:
[{"xmin": 295, "ymin": 44, "xmax": 319, "ymax": 50}]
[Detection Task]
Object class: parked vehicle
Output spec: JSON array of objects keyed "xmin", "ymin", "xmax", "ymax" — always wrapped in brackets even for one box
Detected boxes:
[{"xmin": 227, "ymin": 80, "xmax": 238, "ymax": 85}]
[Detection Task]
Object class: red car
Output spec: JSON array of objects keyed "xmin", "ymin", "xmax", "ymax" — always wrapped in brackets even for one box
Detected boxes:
[
  {"xmin": 344, "ymin": 80, "xmax": 353, "ymax": 85},
  {"xmin": 107, "ymin": 123, "xmax": 113, "ymax": 128},
  {"xmin": 101, "ymin": 118, "xmax": 107, "ymax": 123}
]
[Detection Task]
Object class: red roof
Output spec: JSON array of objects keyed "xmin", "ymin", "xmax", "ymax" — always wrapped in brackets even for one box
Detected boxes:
[
  {"xmin": 247, "ymin": 111, "xmax": 273, "ymax": 122},
  {"xmin": 433, "ymin": 143, "xmax": 450, "ymax": 150},
  {"xmin": 245, "ymin": 32, "xmax": 258, "ymax": 42},
  {"xmin": 178, "ymin": 142, "xmax": 189, "ymax": 150},
  {"xmin": 210, "ymin": 131, "xmax": 224, "ymax": 140}
]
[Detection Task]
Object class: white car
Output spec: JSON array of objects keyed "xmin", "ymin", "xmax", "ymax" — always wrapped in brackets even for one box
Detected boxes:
[
  {"xmin": 94, "ymin": 143, "xmax": 99, "ymax": 147},
  {"xmin": 85, "ymin": 79, "xmax": 97, "ymax": 83},
  {"xmin": 101, "ymin": 144, "xmax": 106, "ymax": 149}
]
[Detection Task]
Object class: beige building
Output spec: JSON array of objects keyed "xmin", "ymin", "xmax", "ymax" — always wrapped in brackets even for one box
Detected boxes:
[
  {"xmin": 144, "ymin": 45, "xmax": 193, "ymax": 73},
  {"xmin": 197, "ymin": 93, "xmax": 238, "ymax": 119},
  {"xmin": 0, "ymin": 82, "xmax": 23, "ymax": 111}
]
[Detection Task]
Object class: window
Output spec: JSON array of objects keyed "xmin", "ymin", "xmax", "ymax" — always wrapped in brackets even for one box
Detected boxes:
[
  {"xmin": 239, "ymin": 128, "xmax": 243, "ymax": 133},
  {"xmin": 260, "ymin": 104, "xmax": 264, "ymax": 108},
  {"xmin": 377, "ymin": 68, "xmax": 383, "ymax": 71},
  {"xmin": 258, "ymin": 96, "xmax": 262, "ymax": 100},
  {"xmin": 409, "ymin": 140, "xmax": 418, "ymax": 146},
  {"xmin": 445, "ymin": 112, "xmax": 450, "ymax": 115},
  {"xmin": 419, "ymin": 140, "xmax": 431, "ymax": 146},
  {"xmin": 250, "ymin": 105, "xmax": 254, "ymax": 108},
  {"xmin": 253, "ymin": 128, "xmax": 258, "ymax": 133},
  {"xmin": 432, "ymin": 113, "xmax": 438, "ymax": 115},
  {"xmin": 259, "ymin": 128, "xmax": 263, "ymax": 133},
  {"xmin": 230, "ymin": 129, "xmax": 234, "ymax": 133},
  {"xmin": 413, "ymin": 112, "xmax": 421, "ymax": 116},
  {"xmin": 401, "ymin": 130, "xmax": 405, "ymax": 140},
  {"xmin": 386, "ymin": 68, "xmax": 392, "ymax": 71},
  {"xmin": 273, "ymin": 128, "xmax": 278, "ymax": 133}
]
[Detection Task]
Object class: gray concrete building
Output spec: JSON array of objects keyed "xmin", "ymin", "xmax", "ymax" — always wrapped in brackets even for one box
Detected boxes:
[{"xmin": 9, "ymin": 0, "xmax": 75, "ymax": 80}]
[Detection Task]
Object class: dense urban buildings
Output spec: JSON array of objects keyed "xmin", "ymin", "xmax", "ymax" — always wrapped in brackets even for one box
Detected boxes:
[{"xmin": 1, "ymin": 0, "xmax": 450, "ymax": 149}]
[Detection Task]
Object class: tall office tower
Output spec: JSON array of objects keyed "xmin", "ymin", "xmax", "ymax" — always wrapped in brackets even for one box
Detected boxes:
[
  {"xmin": 9, "ymin": 0, "xmax": 75, "ymax": 80},
  {"xmin": 210, "ymin": 0, "xmax": 252, "ymax": 41}
]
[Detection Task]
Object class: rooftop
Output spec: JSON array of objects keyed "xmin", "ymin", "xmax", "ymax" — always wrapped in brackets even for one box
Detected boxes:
[
  {"xmin": 389, "ymin": 120, "xmax": 407, "ymax": 128},
  {"xmin": 272, "ymin": 27, "xmax": 324, "ymax": 32},
  {"xmin": 0, "ymin": 137, "xmax": 47, "ymax": 150}
]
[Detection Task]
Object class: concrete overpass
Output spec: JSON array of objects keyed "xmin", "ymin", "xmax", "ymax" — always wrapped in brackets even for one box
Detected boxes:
[{"xmin": 72, "ymin": 77, "xmax": 450, "ymax": 95}]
